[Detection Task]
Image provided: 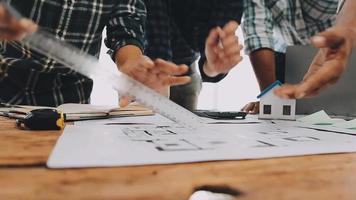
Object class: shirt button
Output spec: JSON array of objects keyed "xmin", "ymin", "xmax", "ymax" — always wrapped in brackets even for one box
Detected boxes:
[{"xmin": 57, "ymin": 31, "xmax": 63, "ymax": 37}]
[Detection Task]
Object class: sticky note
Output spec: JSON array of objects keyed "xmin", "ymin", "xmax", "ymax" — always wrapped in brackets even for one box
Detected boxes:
[
  {"xmin": 333, "ymin": 119, "xmax": 356, "ymax": 130},
  {"xmin": 297, "ymin": 110, "xmax": 335, "ymax": 125}
]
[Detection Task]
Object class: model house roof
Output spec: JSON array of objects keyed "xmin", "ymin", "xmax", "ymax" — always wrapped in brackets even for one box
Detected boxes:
[{"xmin": 257, "ymin": 80, "xmax": 283, "ymax": 99}]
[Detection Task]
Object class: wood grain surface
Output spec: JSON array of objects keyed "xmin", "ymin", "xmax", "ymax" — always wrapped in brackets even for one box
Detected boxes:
[{"xmin": 0, "ymin": 117, "xmax": 60, "ymax": 166}]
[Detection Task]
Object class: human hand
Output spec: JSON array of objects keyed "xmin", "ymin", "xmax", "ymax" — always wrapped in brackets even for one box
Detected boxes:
[
  {"xmin": 241, "ymin": 101, "xmax": 259, "ymax": 114},
  {"xmin": 0, "ymin": 3, "xmax": 37, "ymax": 40},
  {"xmin": 118, "ymin": 56, "xmax": 191, "ymax": 107},
  {"xmin": 274, "ymin": 27, "xmax": 355, "ymax": 99},
  {"xmin": 204, "ymin": 21, "xmax": 243, "ymax": 77}
]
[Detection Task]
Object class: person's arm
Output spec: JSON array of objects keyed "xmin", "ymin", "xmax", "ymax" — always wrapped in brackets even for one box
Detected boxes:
[
  {"xmin": 249, "ymin": 49, "xmax": 277, "ymax": 91},
  {"xmin": 105, "ymin": 0, "xmax": 191, "ymax": 107},
  {"xmin": 242, "ymin": 0, "xmax": 276, "ymax": 91},
  {"xmin": 105, "ymin": 0, "xmax": 146, "ymax": 60},
  {"xmin": 199, "ymin": 0, "xmax": 244, "ymax": 82},
  {"xmin": 241, "ymin": 0, "xmax": 276, "ymax": 114},
  {"xmin": 0, "ymin": 3, "xmax": 37, "ymax": 40},
  {"xmin": 274, "ymin": 0, "xmax": 356, "ymax": 99}
]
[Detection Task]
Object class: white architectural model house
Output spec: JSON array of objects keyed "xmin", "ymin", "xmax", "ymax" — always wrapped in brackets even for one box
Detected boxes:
[{"xmin": 258, "ymin": 81, "xmax": 296, "ymax": 120}]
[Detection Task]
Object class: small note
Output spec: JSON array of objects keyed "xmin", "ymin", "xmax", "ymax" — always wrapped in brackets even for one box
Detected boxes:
[
  {"xmin": 333, "ymin": 119, "xmax": 356, "ymax": 130},
  {"xmin": 297, "ymin": 110, "xmax": 335, "ymax": 125}
]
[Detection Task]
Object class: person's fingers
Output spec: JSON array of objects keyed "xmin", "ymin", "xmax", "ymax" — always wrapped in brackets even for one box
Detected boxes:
[
  {"xmin": 302, "ymin": 53, "xmax": 325, "ymax": 81},
  {"xmin": 138, "ymin": 56, "xmax": 155, "ymax": 69},
  {"xmin": 227, "ymin": 55, "xmax": 243, "ymax": 67},
  {"xmin": 293, "ymin": 61, "xmax": 344, "ymax": 98},
  {"xmin": 132, "ymin": 70, "xmax": 150, "ymax": 84},
  {"xmin": 277, "ymin": 42, "xmax": 348, "ymax": 99},
  {"xmin": 122, "ymin": 56, "xmax": 152, "ymax": 76},
  {"xmin": 0, "ymin": 17, "xmax": 37, "ymax": 40},
  {"xmin": 295, "ymin": 75, "xmax": 334, "ymax": 99},
  {"xmin": 311, "ymin": 29, "xmax": 346, "ymax": 50},
  {"xmin": 18, "ymin": 18, "xmax": 38, "ymax": 33},
  {"xmin": 251, "ymin": 103, "xmax": 260, "ymax": 114},
  {"xmin": 119, "ymin": 96, "xmax": 134, "ymax": 108},
  {"xmin": 145, "ymin": 70, "xmax": 169, "ymax": 87},
  {"xmin": 122, "ymin": 64, "xmax": 146, "ymax": 79},
  {"xmin": 0, "ymin": 3, "xmax": 38, "ymax": 39},
  {"xmin": 275, "ymin": 28, "xmax": 352, "ymax": 100},
  {"xmin": 224, "ymin": 47, "xmax": 241, "ymax": 63},
  {"xmin": 223, "ymin": 54, "xmax": 243, "ymax": 70},
  {"xmin": 206, "ymin": 27, "xmax": 220, "ymax": 48},
  {"xmin": 217, "ymin": 48, "xmax": 226, "ymax": 59},
  {"xmin": 163, "ymin": 75, "xmax": 191, "ymax": 86},
  {"xmin": 0, "ymin": 5, "xmax": 7, "ymax": 21},
  {"xmin": 222, "ymin": 21, "xmax": 239, "ymax": 35},
  {"xmin": 226, "ymin": 44, "xmax": 244, "ymax": 65},
  {"xmin": 121, "ymin": 56, "xmax": 154, "ymax": 78},
  {"xmin": 216, "ymin": 26, "xmax": 243, "ymax": 66},
  {"xmin": 275, "ymin": 63, "xmax": 343, "ymax": 100},
  {"xmin": 155, "ymin": 59, "xmax": 189, "ymax": 75},
  {"xmin": 0, "ymin": 27, "xmax": 21, "ymax": 40},
  {"xmin": 219, "ymin": 21, "xmax": 239, "ymax": 55},
  {"xmin": 242, "ymin": 102, "xmax": 256, "ymax": 113},
  {"xmin": 274, "ymin": 84, "xmax": 298, "ymax": 99},
  {"xmin": 221, "ymin": 36, "xmax": 239, "ymax": 56},
  {"xmin": 216, "ymin": 26, "xmax": 226, "ymax": 44},
  {"xmin": 0, "ymin": 20, "xmax": 37, "ymax": 40}
]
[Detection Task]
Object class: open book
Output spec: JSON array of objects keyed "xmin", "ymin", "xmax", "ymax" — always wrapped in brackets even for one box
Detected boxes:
[{"xmin": 0, "ymin": 103, "xmax": 154, "ymax": 121}]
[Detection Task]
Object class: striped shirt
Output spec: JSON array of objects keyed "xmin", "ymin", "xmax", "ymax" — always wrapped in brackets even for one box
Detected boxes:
[
  {"xmin": 0, "ymin": 0, "xmax": 146, "ymax": 106},
  {"xmin": 242, "ymin": 0, "xmax": 339, "ymax": 54}
]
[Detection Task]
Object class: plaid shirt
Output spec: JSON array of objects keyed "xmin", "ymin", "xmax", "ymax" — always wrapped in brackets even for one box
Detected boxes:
[
  {"xmin": 0, "ymin": 0, "xmax": 146, "ymax": 106},
  {"xmin": 242, "ymin": 0, "xmax": 338, "ymax": 54},
  {"xmin": 144, "ymin": 0, "xmax": 243, "ymax": 82}
]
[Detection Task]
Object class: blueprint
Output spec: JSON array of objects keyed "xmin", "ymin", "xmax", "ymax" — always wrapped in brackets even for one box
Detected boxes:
[{"xmin": 47, "ymin": 115, "xmax": 356, "ymax": 168}]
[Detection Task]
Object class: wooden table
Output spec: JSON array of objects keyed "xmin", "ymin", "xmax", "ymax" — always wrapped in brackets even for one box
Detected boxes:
[{"xmin": 1, "ymin": 117, "xmax": 356, "ymax": 200}]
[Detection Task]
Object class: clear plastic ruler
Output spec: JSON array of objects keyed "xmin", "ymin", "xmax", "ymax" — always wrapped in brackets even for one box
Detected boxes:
[{"xmin": 3, "ymin": 2, "xmax": 203, "ymax": 128}]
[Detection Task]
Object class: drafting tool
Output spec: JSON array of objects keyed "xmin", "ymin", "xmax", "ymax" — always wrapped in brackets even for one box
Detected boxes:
[{"xmin": 2, "ymin": 2, "xmax": 202, "ymax": 128}]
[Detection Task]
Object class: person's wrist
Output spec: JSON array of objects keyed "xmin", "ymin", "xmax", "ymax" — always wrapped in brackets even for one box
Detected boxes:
[
  {"xmin": 203, "ymin": 61, "xmax": 220, "ymax": 77},
  {"xmin": 333, "ymin": 26, "xmax": 356, "ymax": 48},
  {"xmin": 114, "ymin": 45, "xmax": 143, "ymax": 66}
]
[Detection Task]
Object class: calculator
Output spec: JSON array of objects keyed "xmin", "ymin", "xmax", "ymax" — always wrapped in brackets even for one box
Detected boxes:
[{"xmin": 193, "ymin": 110, "xmax": 247, "ymax": 120}]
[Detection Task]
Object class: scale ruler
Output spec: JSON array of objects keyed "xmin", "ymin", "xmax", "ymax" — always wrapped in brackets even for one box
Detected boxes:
[{"xmin": 3, "ymin": 2, "xmax": 203, "ymax": 128}]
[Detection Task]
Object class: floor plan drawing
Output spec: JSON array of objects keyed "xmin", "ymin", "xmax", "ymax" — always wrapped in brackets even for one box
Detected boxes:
[
  {"xmin": 122, "ymin": 126, "xmax": 232, "ymax": 151},
  {"xmin": 47, "ymin": 117, "xmax": 356, "ymax": 168}
]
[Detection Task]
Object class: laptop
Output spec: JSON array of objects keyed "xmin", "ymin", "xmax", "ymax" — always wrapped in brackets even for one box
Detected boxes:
[{"xmin": 285, "ymin": 45, "xmax": 356, "ymax": 117}]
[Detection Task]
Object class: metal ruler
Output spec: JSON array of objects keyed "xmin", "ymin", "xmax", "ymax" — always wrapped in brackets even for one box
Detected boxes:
[{"xmin": 2, "ymin": 2, "xmax": 203, "ymax": 128}]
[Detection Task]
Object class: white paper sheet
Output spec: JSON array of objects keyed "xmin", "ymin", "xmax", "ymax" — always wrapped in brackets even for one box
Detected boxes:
[
  {"xmin": 48, "ymin": 116, "xmax": 356, "ymax": 168},
  {"xmin": 57, "ymin": 103, "xmax": 117, "ymax": 114},
  {"xmin": 74, "ymin": 114, "xmax": 175, "ymax": 126}
]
